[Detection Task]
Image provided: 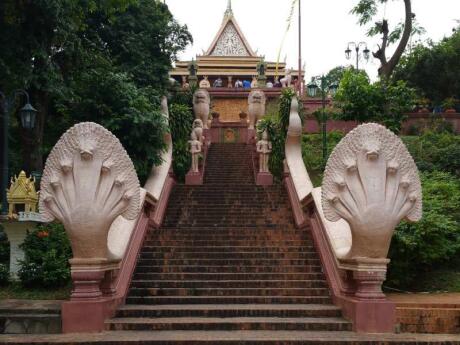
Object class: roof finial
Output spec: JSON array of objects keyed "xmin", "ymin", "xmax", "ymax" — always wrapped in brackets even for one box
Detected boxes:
[{"xmin": 225, "ymin": 0, "xmax": 233, "ymax": 17}]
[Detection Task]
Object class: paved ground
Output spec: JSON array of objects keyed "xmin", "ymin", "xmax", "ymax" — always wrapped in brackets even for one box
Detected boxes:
[
  {"xmin": 388, "ymin": 293, "xmax": 460, "ymax": 307},
  {"xmin": 0, "ymin": 330, "xmax": 459, "ymax": 344}
]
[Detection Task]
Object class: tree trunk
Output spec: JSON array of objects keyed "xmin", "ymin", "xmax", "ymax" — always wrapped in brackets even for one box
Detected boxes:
[{"xmin": 378, "ymin": 0, "xmax": 412, "ymax": 80}]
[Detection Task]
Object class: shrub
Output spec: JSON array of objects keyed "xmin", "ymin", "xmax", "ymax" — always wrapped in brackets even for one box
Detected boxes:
[
  {"xmin": 18, "ymin": 223, "xmax": 72, "ymax": 288},
  {"xmin": 334, "ymin": 70, "xmax": 416, "ymax": 133},
  {"xmin": 301, "ymin": 131, "xmax": 345, "ymax": 186},
  {"xmin": 0, "ymin": 224, "xmax": 9, "ymax": 265},
  {"xmin": 387, "ymin": 171, "xmax": 460, "ymax": 288},
  {"xmin": 169, "ymin": 103, "xmax": 194, "ymax": 181},
  {"xmin": 257, "ymin": 88, "xmax": 301, "ymax": 179},
  {"xmin": 0, "ymin": 264, "xmax": 9, "ymax": 286},
  {"xmin": 403, "ymin": 131, "xmax": 460, "ymax": 177}
]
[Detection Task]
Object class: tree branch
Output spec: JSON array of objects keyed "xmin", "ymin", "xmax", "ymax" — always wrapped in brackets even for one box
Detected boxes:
[{"xmin": 379, "ymin": 0, "xmax": 412, "ymax": 79}]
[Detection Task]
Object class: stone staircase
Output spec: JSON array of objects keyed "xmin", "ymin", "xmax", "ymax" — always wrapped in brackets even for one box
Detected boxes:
[
  {"xmin": 107, "ymin": 143, "xmax": 353, "ymax": 334},
  {"xmin": 1, "ymin": 144, "xmax": 459, "ymax": 342}
]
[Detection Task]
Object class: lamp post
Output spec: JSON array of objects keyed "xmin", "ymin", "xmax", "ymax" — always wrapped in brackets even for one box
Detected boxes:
[
  {"xmin": 345, "ymin": 42, "xmax": 370, "ymax": 70},
  {"xmin": 307, "ymin": 77, "xmax": 338, "ymax": 162},
  {"xmin": 0, "ymin": 90, "xmax": 37, "ymax": 217}
]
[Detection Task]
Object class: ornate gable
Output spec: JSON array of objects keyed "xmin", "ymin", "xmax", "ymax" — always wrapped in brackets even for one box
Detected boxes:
[
  {"xmin": 205, "ymin": 2, "xmax": 256, "ymax": 57},
  {"xmin": 210, "ymin": 22, "xmax": 250, "ymax": 56}
]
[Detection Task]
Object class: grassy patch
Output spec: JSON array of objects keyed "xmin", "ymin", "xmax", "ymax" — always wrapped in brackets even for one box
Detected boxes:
[{"xmin": 0, "ymin": 282, "xmax": 71, "ymax": 300}]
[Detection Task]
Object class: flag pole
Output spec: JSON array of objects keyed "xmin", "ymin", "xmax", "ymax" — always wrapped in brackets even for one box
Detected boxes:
[{"xmin": 298, "ymin": 0, "xmax": 302, "ymax": 95}]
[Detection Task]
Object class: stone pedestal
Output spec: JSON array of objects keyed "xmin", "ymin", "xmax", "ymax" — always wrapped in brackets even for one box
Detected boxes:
[
  {"xmin": 1, "ymin": 221, "xmax": 36, "ymax": 279},
  {"xmin": 69, "ymin": 259, "xmax": 120, "ymax": 301},
  {"xmin": 338, "ymin": 257, "xmax": 395, "ymax": 333},
  {"xmin": 340, "ymin": 257, "xmax": 389, "ymax": 300},
  {"xmin": 185, "ymin": 171, "xmax": 203, "ymax": 185},
  {"xmin": 256, "ymin": 172, "xmax": 273, "ymax": 186},
  {"xmin": 62, "ymin": 259, "xmax": 120, "ymax": 333}
]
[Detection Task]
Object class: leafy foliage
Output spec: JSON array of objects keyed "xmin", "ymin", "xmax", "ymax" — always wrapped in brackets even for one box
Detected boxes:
[
  {"xmin": 0, "ymin": 264, "xmax": 9, "ymax": 286},
  {"xmin": 393, "ymin": 30, "xmax": 460, "ymax": 106},
  {"xmin": 334, "ymin": 69, "xmax": 416, "ymax": 132},
  {"xmin": 0, "ymin": 0, "xmax": 192, "ymax": 176},
  {"xmin": 169, "ymin": 103, "xmax": 194, "ymax": 181},
  {"xmin": 0, "ymin": 224, "xmax": 9, "ymax": 265},
  {"xmin": 55, "ymin": 70, "xmax": 167, "ymax": 182},
  {"xmin": 388, "ymin": 171, "xmax": 460, "ymax": 288},
  {"xmin": 0, "ymin": 224, "xmax": 10, "ymax": 285},
  {"xmin": 324, "ymin": 66, "xmax": 351, "ymax": 87},
  {"xmin": 403, "ymin": 132, "xmax": 460, "ymax": 177},
  {"xmin": 257, "ymin": 88, "xmax": 300, "ymax": 179},
  {"xmin": 301, "ymin": 132, "xmax": 345, "ymax": 186},
  {"xmin": 18, "ymin": 223, "xmax": 72, "ymax": 288}
]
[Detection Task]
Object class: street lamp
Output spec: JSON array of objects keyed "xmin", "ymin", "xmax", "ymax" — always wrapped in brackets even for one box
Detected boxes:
[
  {"xmin": 307, "ymin": 76, "xmax": 338, "ymax": 162},
  {"xmin": 345, "ymin": 42, "xmax": 370, "ymax": 70},
  {"xmin": 1, "ymin": 90, "xmax": 38, "ymax": 217}
]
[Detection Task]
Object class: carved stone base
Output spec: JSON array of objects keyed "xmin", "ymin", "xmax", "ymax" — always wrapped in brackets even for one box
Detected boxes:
[
  {"xmin": 256, "ymin": 172, "xmax": 273, "ymax": 186},
  {"xmin": 69, "ymin": 258, "xmax": 119, "ymax": 301},
  {"xmin": 339, "ymin": 257, "xmax": 389, "ymax": 300},
  {"xmin": 185, "ymin": 171, "xmax": 203, "ymax": 185}
]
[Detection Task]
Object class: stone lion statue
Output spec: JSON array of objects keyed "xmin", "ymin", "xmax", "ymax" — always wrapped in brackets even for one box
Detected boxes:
[
  {"xmin": 281, "ymin": 68, "xmax": 292, "ymax": 88},
  {"xmin": 248, "ymin": 90, "xmax": 266, "ymax": 130},
  {"xmin": 193, "ymin": 89, "xmax": 210, "ymax": 129}
]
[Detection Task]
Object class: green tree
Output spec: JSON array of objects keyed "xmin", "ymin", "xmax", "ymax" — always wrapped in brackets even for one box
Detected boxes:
[
  {"xmin": 335, "ymin": 69, "xmax": 415, "ymax": 132},
  {"xmin": 0, "ymin": 0, "xmax": 192, "ymax": 179},
  {"xmin": 324, "ymin": 66, "xmax": 351, "ymax": 87},
  {"xmin": 393, "ymin": 30, "xmax": 460, "ymax": 105}
]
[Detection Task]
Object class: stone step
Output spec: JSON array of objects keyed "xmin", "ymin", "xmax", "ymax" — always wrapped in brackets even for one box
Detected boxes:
[
  {"xmin": 130, "ymin": 280, "xmax": 327, "ymax": 289},
  {"xmin": 115, "ymin": 304, "xmax": 342, "ymax": 318},
  {"xmin": 140, "ymin": 247, "xmax": 315, "ymax": 254},
  {"xmin": 106, "ymin": 316, "xmax": 352, "ymax": 332},
  {"xmin": 126, "ymin": 296, "xmax": 333, "ymax": 305},
  {"xmin": 149, "ymin": 229, "xmax": 306, "ymax": 237},
  {"xmin": 139, "ymin": 252, "xmax": 319, "ymax": 260},
  {"xmin": 134, "ymin": 265, "xmax": 323, "ymax": 274},
  {"xmin": 132, "ymin": 272, "xmax": 326, "ymax": 281},
  {"xmin": 128, "ymin": 287, "xmax": 330, "ymax": 297},
  {"xmin": 136, "ymin": 258, "xmax": 321, "ymax": 266},
  {"xmin": 138, "ymin": 242, "xmax": 316, "ymax": 253},
  {"xmin": 143, "ymin": 240, "xmax": 313, "ymax": 246}
]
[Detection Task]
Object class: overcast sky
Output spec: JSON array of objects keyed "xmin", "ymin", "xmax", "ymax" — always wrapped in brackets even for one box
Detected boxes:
[{"xmin": 165, "ymin": 0, "xmax": 459, "ymax": 81}]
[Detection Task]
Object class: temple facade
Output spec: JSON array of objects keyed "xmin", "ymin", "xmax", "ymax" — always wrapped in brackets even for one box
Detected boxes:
[{"xmin": 170, "ymin": 0, "xmax": 302, "ymax": 89}]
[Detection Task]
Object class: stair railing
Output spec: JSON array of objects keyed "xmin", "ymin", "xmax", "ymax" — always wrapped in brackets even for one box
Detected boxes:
[
  {"xmin": 40, "ymin": 97, "xmax": 175, "ymax": 333},
  {"xmin": 283, "ymin": 97, "xmax": 422, "ymax": 333}
]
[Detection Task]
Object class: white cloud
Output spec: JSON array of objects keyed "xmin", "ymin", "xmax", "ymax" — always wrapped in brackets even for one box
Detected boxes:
[{"xmin": 166, "ymin": 0, "xmax": 460, "ymax": 81}]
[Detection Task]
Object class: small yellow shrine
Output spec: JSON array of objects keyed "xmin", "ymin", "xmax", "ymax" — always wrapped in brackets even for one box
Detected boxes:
[{"xmin": 6, "ymin": 171, "xmax": 38, "ymax": 219}]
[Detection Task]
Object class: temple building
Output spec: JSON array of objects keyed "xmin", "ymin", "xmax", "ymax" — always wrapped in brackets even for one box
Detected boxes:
[
  {"xmin": 170, "ymin": 0, "xmax": 302, "ymax": 89},
  {"xmin": 170, "ymin": 0, "xmax": 305, "ymax": 122}
]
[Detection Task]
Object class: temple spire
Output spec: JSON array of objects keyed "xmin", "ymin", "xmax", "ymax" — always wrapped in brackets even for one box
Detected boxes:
[{"xmin": 224, "ymin": 0, "xmax": 233, "ymax": 17}]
